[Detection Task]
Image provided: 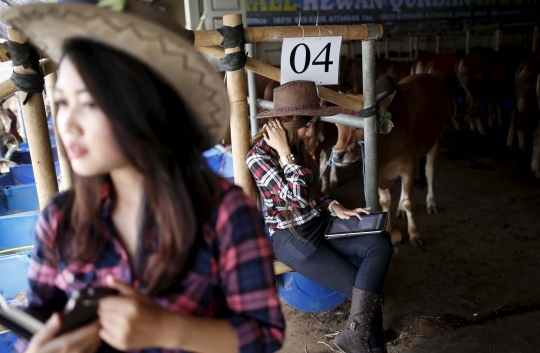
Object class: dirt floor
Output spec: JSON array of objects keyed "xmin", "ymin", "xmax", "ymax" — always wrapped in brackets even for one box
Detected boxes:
[{"xmin": 277, "ymin": 126, "xmax": 540, "ymax": 353}]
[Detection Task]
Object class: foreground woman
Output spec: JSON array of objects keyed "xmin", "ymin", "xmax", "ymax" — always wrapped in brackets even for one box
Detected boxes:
[{"xmin": 1, "ymin": 1, "xmax": 284, "ymax": 352}]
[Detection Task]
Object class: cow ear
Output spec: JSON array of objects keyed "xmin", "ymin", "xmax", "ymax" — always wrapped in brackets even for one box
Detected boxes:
[{"xmin": 377, "ymin": 91, "xmax": 396, "ymax": 115}]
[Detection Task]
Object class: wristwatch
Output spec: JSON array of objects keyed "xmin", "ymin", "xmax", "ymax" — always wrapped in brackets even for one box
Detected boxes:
[{"xmin": 279, "ymin": 154, "xmax": 296, "ymax": 168}]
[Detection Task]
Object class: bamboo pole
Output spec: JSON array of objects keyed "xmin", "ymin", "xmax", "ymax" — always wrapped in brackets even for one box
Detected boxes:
[
  {"xmin": 223, "ymin": 14, "xmax": 253, "ymax": 197},
  {"xmin": 198, "ymin": 46, "xmax": 365, "ymax": 113},
  {"xmin": 8, "ymin": 29, "xmax": 58, "ymax": 209},
  {"xmin": 0, "ymin": 59, "xmax": 57, "ymax": 101},
  {"xmin": 44, "ymin": 71, "xmax": 72, "ymax": 191},
  {"xmin": 194, "ymin": 24, "xmax": 383, "ymax": 47}
]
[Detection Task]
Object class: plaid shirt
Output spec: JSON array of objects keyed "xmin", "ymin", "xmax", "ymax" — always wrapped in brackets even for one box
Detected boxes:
[
  {"xmin": 246, "ymin": 140, "xmax": 333, "ymax": 234},
  {"xmin": 17, "ymin": 179, "xmax": 285, "ymax": 353}
]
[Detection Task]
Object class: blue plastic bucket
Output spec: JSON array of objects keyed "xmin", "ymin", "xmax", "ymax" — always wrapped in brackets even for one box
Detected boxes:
[
  {"xmin": 203, "ymin": 147, "xmax": 234, "ymax": 182},
  {"xmin": 0, "ymin": 253, "xmax": 31, "ymax": 303},
  {"xmin": 277, "ymin": 272, "xmax": 347, "ymax": 313},
  {"xmin": 0, "ymin": 211, "xmax": 39, "ymax": 251},
  {"xmin": 0, "ymin": 162, "xmax": 60, "ymax": 186},
  {"xmin": 0, "ymin": 185, "xmax": 39, "ymax": 216},
  {"xmin": 0, "ymin": 331, "xmax": 18, "ymax": 353}
]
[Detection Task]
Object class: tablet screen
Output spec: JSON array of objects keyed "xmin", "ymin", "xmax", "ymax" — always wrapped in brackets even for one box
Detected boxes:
[{"xmin": 327, "ymin": 213, "xmax": 385, "ymax": 235}]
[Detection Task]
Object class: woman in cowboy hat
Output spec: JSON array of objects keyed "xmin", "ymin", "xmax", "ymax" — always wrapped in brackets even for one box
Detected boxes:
[
  {"xmin": 246, "ymin": 81, "xmax": 393, "ymax": 353},
  {"xmin": 1, "ymin": 1, "xmax": 284, "ymax": 352}
]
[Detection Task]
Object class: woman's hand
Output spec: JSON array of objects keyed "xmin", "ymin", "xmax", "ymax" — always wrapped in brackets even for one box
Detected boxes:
[
  {"xmin": 26, "ymin": 313, "xmax": 101, "ymax": 353},
  {"xmin": 98, "ymin": 275, "xmax": 173, "ymax": 351},
  {"xmin": 263, "ymin": 119, "xmax": 291, "ymax": 157},
  {"xmin": 331, "ymin": 204, "xmax": 371, "ymax": 220}
]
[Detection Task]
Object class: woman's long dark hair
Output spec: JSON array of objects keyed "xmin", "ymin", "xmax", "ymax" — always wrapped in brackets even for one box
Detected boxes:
[
  {"xmin": 55, "ymin": 40, "xmax": 223, "ymax": 296},
  {"xmin": 248, "ymin": 115, "xmax": 323, "ymax": 212}
]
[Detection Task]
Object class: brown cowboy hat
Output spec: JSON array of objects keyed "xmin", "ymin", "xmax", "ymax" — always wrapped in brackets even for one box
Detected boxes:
[
  {"xmin": 255, "ymin": 80, "xmax": 342, "ymax": 119},
  {"xmin": 0, "ymin": 0, "xmax": 229, "ymax": 149}
]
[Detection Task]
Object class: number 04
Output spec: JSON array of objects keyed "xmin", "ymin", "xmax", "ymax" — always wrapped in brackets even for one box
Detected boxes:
[{"xmin": 290, "ymin": 42, "xmax": 334, "ymax": 74}]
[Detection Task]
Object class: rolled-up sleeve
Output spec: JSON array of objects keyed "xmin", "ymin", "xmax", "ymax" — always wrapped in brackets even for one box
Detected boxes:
[{"xmin": 215, "ymin": 186, "xmax": 285, "ymax": 353}]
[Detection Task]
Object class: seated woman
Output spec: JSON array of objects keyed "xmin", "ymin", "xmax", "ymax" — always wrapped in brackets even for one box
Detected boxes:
[
  {"xmin": 246, "ymin": 80, "xmax": 393, "ymax": 353},
  {"xmin": 2, "ymin": 1, "xmax": 284, "ymax": 352}
]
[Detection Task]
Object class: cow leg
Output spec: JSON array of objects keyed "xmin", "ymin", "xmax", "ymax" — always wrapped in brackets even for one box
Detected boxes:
[
  {"xmin": 450, "ymin": 93, "xmax": 460, "ymax": 130},
  {"xmin": 532, "ymin": 122, "xmax": 540, "ymax": 179},
  {"xmin": 319, "ymin": 149, "xmax": 330, "ymax": 194},
  {"xmin": 488, "ymin": 102, "xmax": 494, "ymax": 129},
  {"xmin": 518, "ymin": 129, "xmax": 526, "ymax": 154},
  {"xmin": 507, "ymin": 110, "xmax": 515, "ymax": 150},
  {"xmin": 426, "ymin": 140, "xmax": 439, "ymax": 215},
  {"xmin": 378, "ymin": 187, "xmax": 392, "ymax": 232},
  {"xmin": 397, "ymin": 167, "xmax": 423, "ymax": 247},
  {"xmin": 329, "ymin": 164, "xmax": 338, "ymax": 189}
]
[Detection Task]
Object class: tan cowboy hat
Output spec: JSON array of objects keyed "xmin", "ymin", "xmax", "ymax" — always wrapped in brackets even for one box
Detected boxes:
[
  {"xmin": 255, "ymin": 80, "xmax": 342, "ymax": 119},
  {"xmin": 0, "ymin": 0, "xmax": 229, "ymax": 149}
]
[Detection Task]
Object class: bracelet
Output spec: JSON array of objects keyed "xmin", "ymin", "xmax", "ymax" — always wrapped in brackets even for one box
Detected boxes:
[
  {"xmin": 279, "ymin": 154, "xmax": 296, "ymax": 168},
  {"xmin": 328, "ymin": 200, "xmax": 340, "ymax": 217}
]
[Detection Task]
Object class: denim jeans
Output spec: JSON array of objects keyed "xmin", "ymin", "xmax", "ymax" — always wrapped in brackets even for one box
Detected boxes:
[{"xmin": 272, "ymin": 213, "xmax": 393, "ymax": 299}]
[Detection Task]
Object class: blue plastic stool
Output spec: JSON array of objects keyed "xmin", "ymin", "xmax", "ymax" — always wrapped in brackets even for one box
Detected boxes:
[{"xmin": 277, "ymin": 272, "xmax": 347, "ymax": 313}]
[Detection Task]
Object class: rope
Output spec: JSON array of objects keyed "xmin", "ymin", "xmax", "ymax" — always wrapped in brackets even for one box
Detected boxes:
[
  {"xmin": 217, "ymin": 24, "xmax": 247, "ymax": 71},
  {"xmin": 3, "ymin": 40, "xmax": 44, "ymax": 105}
]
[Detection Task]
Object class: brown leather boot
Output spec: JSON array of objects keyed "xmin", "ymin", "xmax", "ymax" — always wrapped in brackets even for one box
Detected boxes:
[{"xmin": 334, "ymin": 288, "xmax": 381, "ymax": 353}]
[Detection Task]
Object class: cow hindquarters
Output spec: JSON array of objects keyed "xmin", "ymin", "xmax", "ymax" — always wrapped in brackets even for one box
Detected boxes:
[
  {"xmin": 532, "ymin": 121, "xmax": 540, "ymax": 178},
  {"xmin": 426, "ymin": 140, "xmax": 439, "ymax": 214}
]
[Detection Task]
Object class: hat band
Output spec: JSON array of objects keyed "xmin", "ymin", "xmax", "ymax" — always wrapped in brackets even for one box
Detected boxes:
[{"xmin": 274, "ymin": 104, "xmax": 320, "ymax": 112}]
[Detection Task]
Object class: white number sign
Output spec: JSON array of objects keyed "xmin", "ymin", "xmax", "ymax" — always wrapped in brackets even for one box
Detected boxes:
[{"xmin": 280, "ymin": 36, "xmax": 342, "ymax": 85}]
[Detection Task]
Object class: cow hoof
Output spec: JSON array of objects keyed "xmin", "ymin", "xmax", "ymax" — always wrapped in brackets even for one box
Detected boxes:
[
  {"xmin": 427, "ymin": 206, "xmax": 438, "ymax": 215},
  {"xmin": 410, "ymin": 238, "xmax": 425, "ymax": 247}
]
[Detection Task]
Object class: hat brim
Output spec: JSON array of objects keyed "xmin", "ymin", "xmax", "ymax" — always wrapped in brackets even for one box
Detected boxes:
[
  {"xmin": 0, "ymin": 3, "xmax": 229, "ymax": 149},
  {"xmin": 254, "ymin": 105, "xmax": 342, "ymax": 119}
]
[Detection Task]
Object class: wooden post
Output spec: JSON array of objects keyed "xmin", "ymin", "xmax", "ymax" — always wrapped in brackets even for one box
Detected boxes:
[
  {"xmin": 44, "ymin": 71, "xmax": 72, "ymax": 191},
  {"xmin": 194, "ymin": 24, "xmax": 383, "ymax": 46},
  {"xmin": 198, "ymin": 46, "xmax": 365, "ymax": 112},
  {"xmin": 385, "ymin": 36, "xmax": 390, "ymax": 59},
  {"xmin": 222, "ymin": 14, "xmax": 253, "ymax": 197},
  {"xmin": 494, "ymin": 28, "xmax": 501, "ymax": 52},
  {"xmin": 8, "ymin": 29, "xmax": 58, "ymax": 209}
]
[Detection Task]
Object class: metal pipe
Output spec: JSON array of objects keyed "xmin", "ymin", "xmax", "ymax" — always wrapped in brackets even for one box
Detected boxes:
[
  {"xmin": 532, "ymin": 25, "xmax": 538, "ymax": 53},
  {"xmin": 494, "ymin": 28, "xmax": 501, "ymax": 52},
  {"xmin": 409, "ymin": 35, "xmax": 414, "ymax": 59},
  {"xmin": 246, "ymin": 43, "xmax": 259, "ymax": 137},
  {"xmin": 362, "ymin": 39, "xmax": 379, "ymax": 211},
  {"xmin": 255, "ymin": 99, "xmax": 366, "ymax": 129}
]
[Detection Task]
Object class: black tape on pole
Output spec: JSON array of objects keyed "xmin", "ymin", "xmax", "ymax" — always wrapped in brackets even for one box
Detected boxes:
[
  {"xmin": 217, "ymin": 24, "xmax": 247, "ymax": 71},
  {"xmin": 3, "ymin": 40, "xmax": 44, "ymax": 105},
  {"xmin": 357, "ymin": 105, "xmax": 377, "ymax": 118}
]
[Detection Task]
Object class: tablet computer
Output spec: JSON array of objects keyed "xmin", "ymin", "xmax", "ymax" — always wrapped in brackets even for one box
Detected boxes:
[{"xmin": 324, "ymin": 212, "xmax": 388, "ymax": 239}]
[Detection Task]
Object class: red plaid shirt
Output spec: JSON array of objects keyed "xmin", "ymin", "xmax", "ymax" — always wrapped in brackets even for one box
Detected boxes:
[
  {"xmin": 17, "ymin": 179, "xmax": 284, "ymax": 353},
  {"xmin": 246, "ymin": 140, "xmax": 333, "ymax": 234}
]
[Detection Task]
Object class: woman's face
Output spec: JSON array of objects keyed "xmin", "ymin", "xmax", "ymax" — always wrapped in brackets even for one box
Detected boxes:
[
  {"xmin": 55, "ymin": 57, "xmax": 129, "ymax": 177},
  {"xmin": 296, "ymin": 116, "xmax": 319, "ymax": 140}
]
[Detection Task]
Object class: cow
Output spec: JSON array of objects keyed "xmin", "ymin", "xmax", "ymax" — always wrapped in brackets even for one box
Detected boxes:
[
  {"xmin": 507, "ymin": 56, "xmax": 540, "ymax": 178},
  {"xmin": 319, "ymin": 74, "xmax": 448, "ymax": 247},
  {"xmin": 428, "ymin": 53, "xmax": 463, "ymax": 130},
  {"xmin": 410, "ymin": 52, "xmax": 439, "ymax": 75}
]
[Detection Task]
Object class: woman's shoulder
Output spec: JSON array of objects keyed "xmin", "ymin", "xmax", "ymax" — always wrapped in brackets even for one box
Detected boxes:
[{"xmin": 247, "ymin": 139, "xmax": 272, "ymax": 158}]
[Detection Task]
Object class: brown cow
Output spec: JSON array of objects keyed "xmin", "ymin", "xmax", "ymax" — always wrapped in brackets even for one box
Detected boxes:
[
  {"xmin": 320, "ymin": 74, "xmax": 448, "ymax": 247},
  {"xmin": 410, "ymin": 52, "xmax": 440, "ymax": 75},
  {"xmin": 508, "ymin": 56, "xmax": 540, "ymax": 178},
  {"xmin": 428, "ymin": 54, "xmax": 462, "ymax": 129}
]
